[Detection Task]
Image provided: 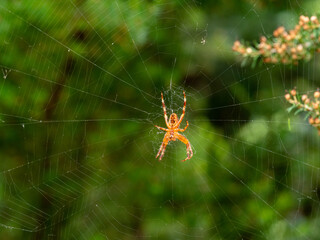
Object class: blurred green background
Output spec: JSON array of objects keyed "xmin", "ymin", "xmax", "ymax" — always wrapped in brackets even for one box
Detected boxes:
[{"xmin": 1, "ymin": 0, "xmax": 320, "ymax": 239}]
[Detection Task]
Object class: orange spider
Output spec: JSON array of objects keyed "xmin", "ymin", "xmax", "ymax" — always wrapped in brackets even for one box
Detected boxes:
[{"xmin": 155, "ymin": 91, "xmax": 193, "ymax": 162}]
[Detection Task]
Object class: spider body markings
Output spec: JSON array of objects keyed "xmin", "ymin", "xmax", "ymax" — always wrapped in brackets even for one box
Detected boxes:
[{"xmin": 155, "ymin": 91, "xmax": 193, "ymax": 162}]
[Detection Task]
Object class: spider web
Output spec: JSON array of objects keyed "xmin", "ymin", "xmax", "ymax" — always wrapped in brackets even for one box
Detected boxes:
[{"xmin": 0, "ymin": 0, "xmax": 320, "ymax": 239}]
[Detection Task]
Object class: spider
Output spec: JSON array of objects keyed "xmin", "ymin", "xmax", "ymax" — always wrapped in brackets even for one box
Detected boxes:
[{"xmin": 155, "ymin": 91, "xmax": 193, "ymax": 162}]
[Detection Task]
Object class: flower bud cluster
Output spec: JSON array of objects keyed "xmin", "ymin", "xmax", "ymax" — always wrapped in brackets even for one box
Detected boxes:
[
  {"xmin": 233, "ymin": 15, "xmax": 320, "ymax": 65},
  {"xmin": 285, "ymin": 88, "xmax": 320, "ymax": 134}
]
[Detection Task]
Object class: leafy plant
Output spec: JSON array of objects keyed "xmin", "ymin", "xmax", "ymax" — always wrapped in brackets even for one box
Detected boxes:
[
  {"xmin": 233, "ymin": 15, "xmax": 320, "ymax": 65},
  {"xmin": 285, "ymin": 89, "xmax": 320, "ymax": 134}
]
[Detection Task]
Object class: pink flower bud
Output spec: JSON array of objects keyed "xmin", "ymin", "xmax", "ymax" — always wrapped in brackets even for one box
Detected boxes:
[
  {"xmin": 301, "ymin": 94, "xmax": 308, "ymax": 101},
  {"xmin": 285, "ymin": 93, "xmax": 291, "ymax": 100}
]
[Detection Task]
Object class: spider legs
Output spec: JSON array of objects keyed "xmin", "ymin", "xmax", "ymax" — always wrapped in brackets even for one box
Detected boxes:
[
  {"xmin": 155, "ymin": 125, "xmax": 168, "ymax": 131},
  {"xmin": 156, "ymin": 134, "xmax": 170, "ymax": 161},
  {"xmin": 183, "ymin": 144, "xmax": 193, "ymax": 162},
  {"xmin": 155, "ymin": 132, "xmax": 193, "ymax": 162},
  {"xmin": 161, "ymin": 92, "xmax": 169, "ymax": 127},
  {"xmin": 176, "ymin": 133, "xmax": 193, "ymax": 162},
  {"xmin": 156, "ymin": 144, "xmax": 166, "ymax": 161},
  {"xmin": 178, "ymin": 121, "xmax": 189, "ymax": 132},
  {"xmin": 177, "ymin": 91, "xmax": 186, "ymax": 126}
]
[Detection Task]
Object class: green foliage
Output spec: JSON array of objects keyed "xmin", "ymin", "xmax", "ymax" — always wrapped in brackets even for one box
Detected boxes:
[{"xmin": 0, "ymin": 0, "xmax": 320, "ymax": 239}]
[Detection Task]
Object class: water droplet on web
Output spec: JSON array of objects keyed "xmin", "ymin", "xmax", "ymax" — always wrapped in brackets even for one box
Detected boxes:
[
  {"xmin": 68, "ymin": 49, "xmax": 71, "ymax": 52},
  {"xmin": 22, "ymin": 124, "xmax": 25, "ymax": 128}
]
